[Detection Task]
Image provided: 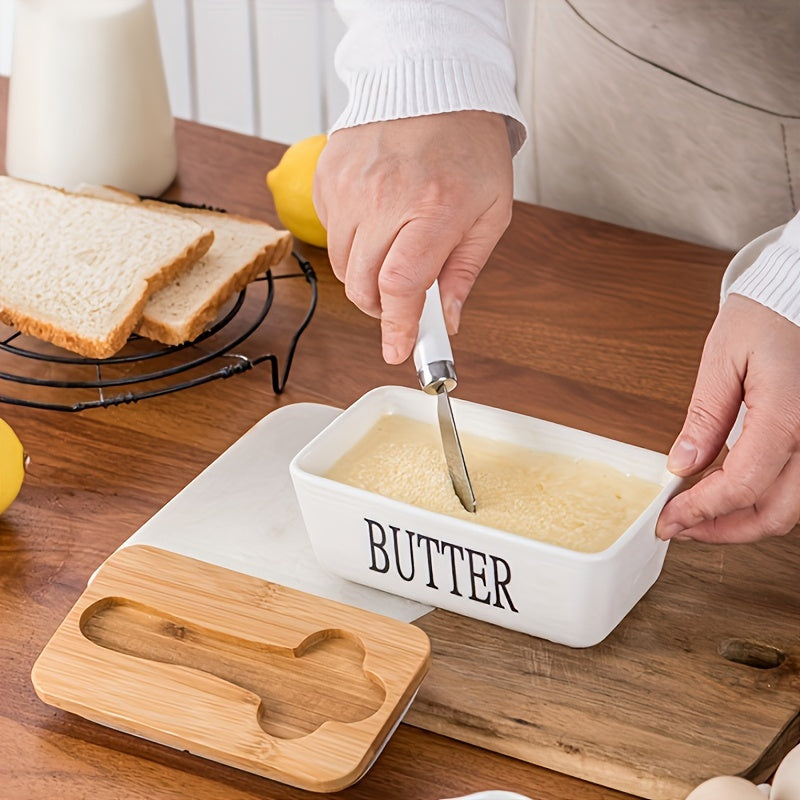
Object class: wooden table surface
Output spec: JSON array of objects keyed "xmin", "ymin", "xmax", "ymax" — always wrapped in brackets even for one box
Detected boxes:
[{"xmin": 0, "ymin": 75, "xmax": 750, "ymax": 799}]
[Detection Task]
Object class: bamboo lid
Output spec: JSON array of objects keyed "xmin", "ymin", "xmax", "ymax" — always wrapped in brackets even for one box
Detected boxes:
[{"xmin": 32, "ymin": 545, "xmax": 431, "ymax": 792}]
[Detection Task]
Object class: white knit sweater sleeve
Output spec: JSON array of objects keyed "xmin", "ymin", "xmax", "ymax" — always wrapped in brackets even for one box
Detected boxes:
[
  {"xmin": 726, "ymin": 211, "xmax": 800, "ymax": 326},
  {"xmin": 330, "ymin": 0, "xmax": 527, "ymax": 154}
]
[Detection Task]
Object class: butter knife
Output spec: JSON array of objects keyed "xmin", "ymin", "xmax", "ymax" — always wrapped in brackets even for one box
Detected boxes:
[{"xmin": 413, "ymin": 282, "xmax": 476, "ymax": 513}]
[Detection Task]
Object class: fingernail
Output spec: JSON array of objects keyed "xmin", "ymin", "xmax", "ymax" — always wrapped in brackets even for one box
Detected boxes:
[
  {"xmin": 383, "ymin": 342, "xmax": 401, "ymax": 364},
  {"xmin": 443, "ymin": 298, "xmax": 462, "ymax": 335},
  {"xmin": 657, "ymin": 522, "xmax": 684, "ymax": 540},
  {"xmin": 667, "ymin": 438, "xmax": 698, "ymax": 474},
  {"xmin": 384, "ymin": 337, "xmax": 412, "ymax": 364}
]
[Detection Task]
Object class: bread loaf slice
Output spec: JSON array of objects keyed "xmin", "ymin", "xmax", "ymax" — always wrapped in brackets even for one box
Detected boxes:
[
  {"xmin": 0, "ymin": 176, "xmax": 214, "ymax": 358},
  {"xmin": 137, "ymin": 204, "xmax": 292, "ymax": 345},
  {"xmin": 77, "ymin": 184, "xmax": 294, "ymax": 345}
]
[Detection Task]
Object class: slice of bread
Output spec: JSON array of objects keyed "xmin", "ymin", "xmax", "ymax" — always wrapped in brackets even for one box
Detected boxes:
[
  {"xmin": 0, "ymin": 176, "xmax": 214, "ymax": 358},
  {"xmin": 77, "ymin": 185, "xmax": 294, "ymax": 345},
  {"xmin": 136, "ymin": 203, "xmax": 293, "ymax": 345}
]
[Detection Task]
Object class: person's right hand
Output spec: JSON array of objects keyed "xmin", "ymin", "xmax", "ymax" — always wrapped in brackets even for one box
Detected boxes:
[{"xmin": 312, "ymin": 110, "xmax": 514, "ymax": 364}]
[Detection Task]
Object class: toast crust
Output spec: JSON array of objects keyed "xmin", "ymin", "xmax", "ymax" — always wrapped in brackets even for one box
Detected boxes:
[
  {"xmin": 0, "ymin": 230, "xmax": 214, "ymax": 358},
  {"xmin": 135, "ymin": 231, "xmax": 292, "ymax": 345},
  {"xmin": 2, "ymin": 179, "xmax": 293, "ymax": 357},
  {"xmin": 75, "ymin": 186, "xmax": 294, "ymax": 346}
]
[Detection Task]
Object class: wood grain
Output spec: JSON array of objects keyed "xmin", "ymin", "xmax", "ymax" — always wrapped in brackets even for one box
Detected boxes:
[
  {"xmin": 410, "ymin": 534, "xmax": 800, "ymax": 799},
  {"xmin": 2, "ymin": 74, "xmax": 797, "ymax": 800},
  {"xmin": 80, "ymin": 601, "xmax": 386, "ymax": 737},
  {"xmin": 32, "ymin": 546, "xmax": 430, "ymax": 793}
]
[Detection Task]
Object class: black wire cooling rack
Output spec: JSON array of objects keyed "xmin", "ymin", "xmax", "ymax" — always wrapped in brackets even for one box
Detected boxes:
[{"xmin": 0, "ymin": 251, "xmax": 317, "ymax": 412}]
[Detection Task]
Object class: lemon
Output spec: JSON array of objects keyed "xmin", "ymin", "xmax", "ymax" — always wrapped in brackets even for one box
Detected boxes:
[
  {"xmin": 266, "ymin": 133, "xmax": 328, "ymax": 249},
  {"xmin": 0, "ymin": 417, "xmax": 26, "ymax": 514}
]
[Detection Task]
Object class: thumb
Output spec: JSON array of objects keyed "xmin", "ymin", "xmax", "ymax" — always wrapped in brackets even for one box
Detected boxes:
[{"xmin": 668, "ymin": 345, "xmax": 743, "ymax": 476}]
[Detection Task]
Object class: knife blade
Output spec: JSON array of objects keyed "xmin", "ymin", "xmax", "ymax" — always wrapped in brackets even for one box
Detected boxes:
[{"xmin": 412, "ymin": 282, "xmax": 476, "ymax": 513}]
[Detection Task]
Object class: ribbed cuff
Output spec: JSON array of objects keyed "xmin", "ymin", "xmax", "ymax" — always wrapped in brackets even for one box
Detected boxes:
[
  {"xmin": 329, "ymin": 58, "xmax": 527, "ymax": 156},
  {"xmin": 728, "ymin": 241, "xmax": 800, "ymax": 326}
]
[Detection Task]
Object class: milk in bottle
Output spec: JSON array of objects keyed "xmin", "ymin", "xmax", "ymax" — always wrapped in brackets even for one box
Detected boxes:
[{"xmin": 5, "ymin": 0, "xmax": 177, "ymax": 196}]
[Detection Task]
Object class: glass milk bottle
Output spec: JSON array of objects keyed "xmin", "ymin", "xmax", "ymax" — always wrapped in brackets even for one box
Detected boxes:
[{"xmin": 5, "ymin": 0, "xmax": 177, "ymax": 196}]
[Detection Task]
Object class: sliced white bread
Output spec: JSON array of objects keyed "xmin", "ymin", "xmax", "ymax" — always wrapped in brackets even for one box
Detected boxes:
[
  {"xmin": 137, "ymin": 203, "xmax": 293, "ymax": 345},
  {"xmin": 0, "ymin": 176, "xmax": 214, "ymax": 358},
  {"xmin": 77, "ymin": 185, "xmax": 294, "ymax": 345}
]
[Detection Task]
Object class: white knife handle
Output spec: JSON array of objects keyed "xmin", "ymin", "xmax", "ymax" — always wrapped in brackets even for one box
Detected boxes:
[{"xmin": 413, "ymin": 281, "xmax": 457, "ymax": 394}]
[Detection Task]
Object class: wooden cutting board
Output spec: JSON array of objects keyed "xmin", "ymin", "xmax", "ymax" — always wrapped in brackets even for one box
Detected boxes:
[
  {"xmin": 31, "ymin": 545, "xmax": 431, "ymax": 793},
  {"xmin": 409, "ymin": 532, "xmax": 800, "ymax": 799}
]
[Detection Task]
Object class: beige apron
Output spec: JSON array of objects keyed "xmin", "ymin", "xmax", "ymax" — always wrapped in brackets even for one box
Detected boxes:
[{"xmin": 506, "ymin": 0, "xmax": 800, "ymax": 250}]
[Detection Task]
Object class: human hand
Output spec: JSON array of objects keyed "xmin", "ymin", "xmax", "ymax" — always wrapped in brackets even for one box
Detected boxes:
[
  {"xmin": 312, "ymin": 111, "xmax": 513, "ymax": 364},
  {"xmin": 656, "ymin": 294, "xmax": 800, "ymax": 543}
]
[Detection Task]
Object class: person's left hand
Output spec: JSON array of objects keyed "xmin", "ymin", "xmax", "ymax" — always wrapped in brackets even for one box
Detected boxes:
[{"xmin": 656, "ymin": 293, "xmax": 800, "ymax": 543}]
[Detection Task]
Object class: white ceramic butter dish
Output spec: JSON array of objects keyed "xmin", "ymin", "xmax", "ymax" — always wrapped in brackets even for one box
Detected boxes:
[{"xmin": 290, "ymin": 386, "xmax": 682, "ymax": 647}]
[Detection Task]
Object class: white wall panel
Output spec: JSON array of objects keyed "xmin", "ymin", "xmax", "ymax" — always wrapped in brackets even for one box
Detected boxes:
[
  {"xmin": 0, "ymin": 0, "xmax": 15, "ymax": 76},
  {"xmin": 191, "ymin": 0, "xmax": 256, "ymax": 135},
  {"xmin": 152, "ymin": 0, "xmax": 193, "ymax": 120},
  {"xmin": 320, "ymin": 0, "xmax": 347, "ymax": 131},
  {"xmin": 253, "ymin": 0, "xmax": 323, "ymax": 145}
]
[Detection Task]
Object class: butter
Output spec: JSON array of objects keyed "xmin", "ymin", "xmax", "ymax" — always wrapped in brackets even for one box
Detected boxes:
[{"xmin": 326, "ymin": 414, "xmax": 662, "ymax": 553}]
